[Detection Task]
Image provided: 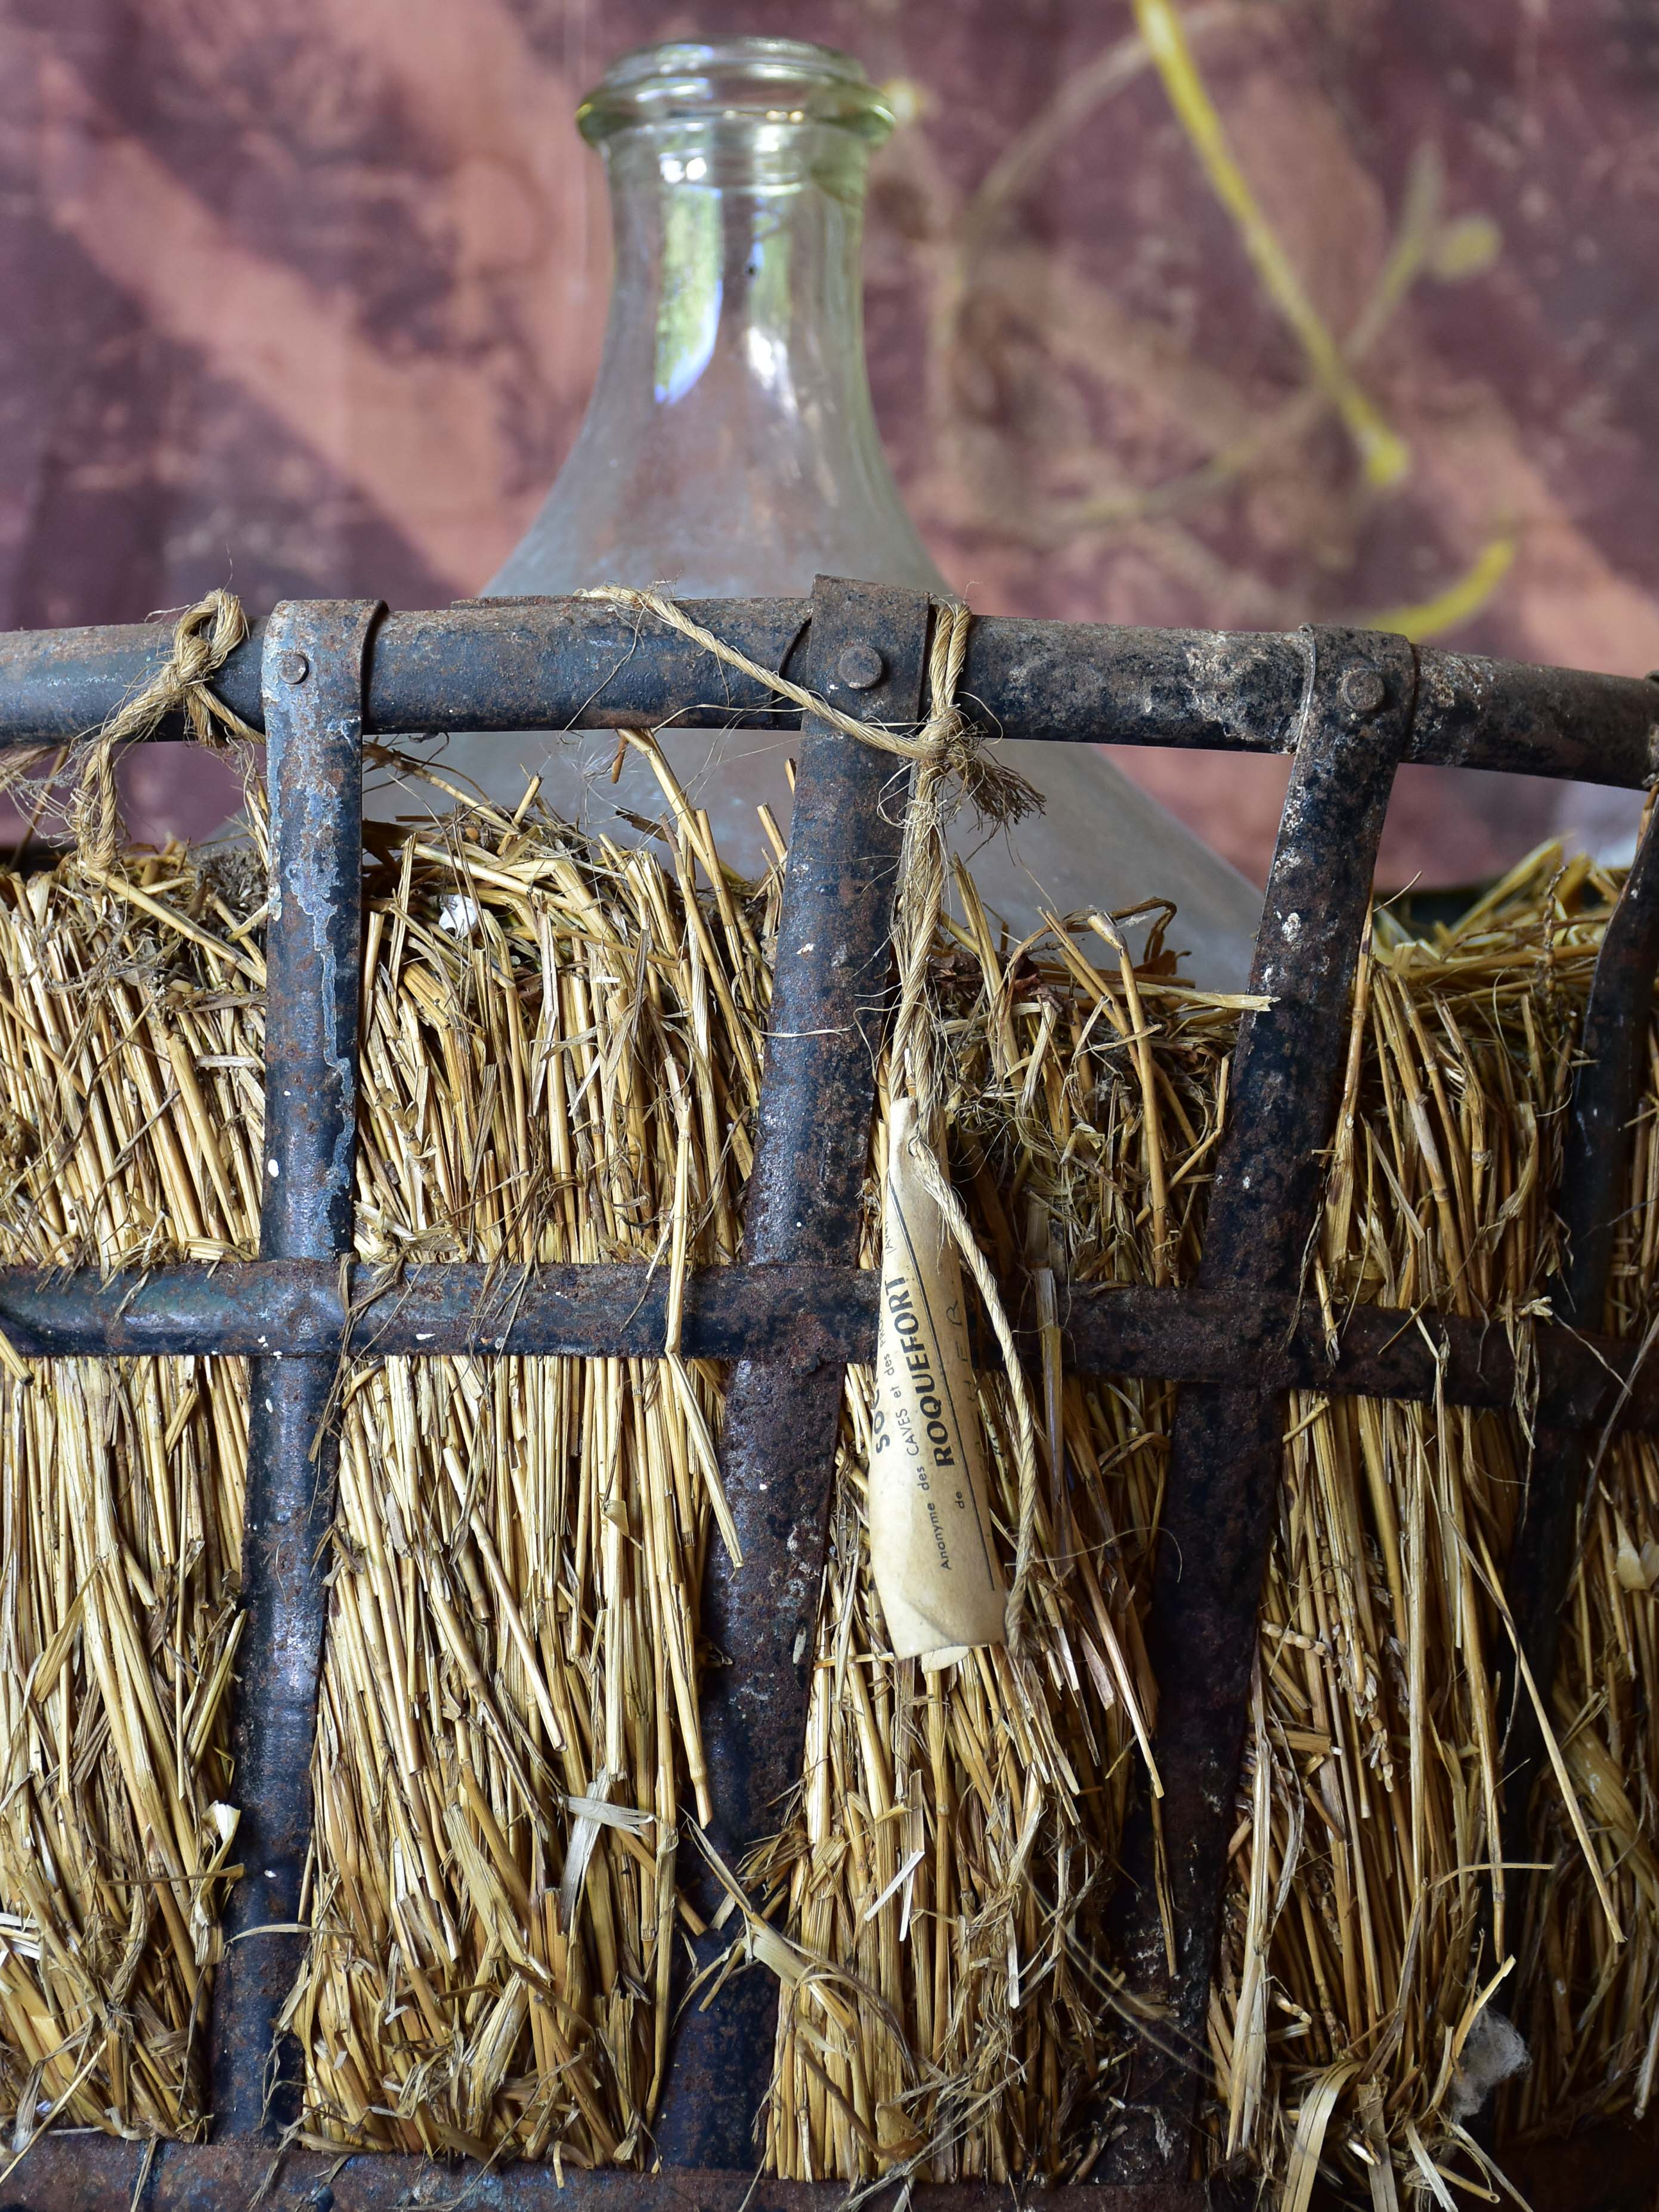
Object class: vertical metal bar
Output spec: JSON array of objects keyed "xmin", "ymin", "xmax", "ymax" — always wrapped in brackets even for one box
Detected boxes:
[
  {"xmin": 208, "ymin": 600, "xmax": 380, "ymax": 2137},
  {"xmin": 1101, "ymin": 629, "xmax": 1417, "ymax": 2184},
  {"xmin": 1499, "ymin": 794, "xmax": 1659, "ymax": 1895},
  {"xmin": 654, "ymin": 578, "xmax": 933, "ymax": 2168}
]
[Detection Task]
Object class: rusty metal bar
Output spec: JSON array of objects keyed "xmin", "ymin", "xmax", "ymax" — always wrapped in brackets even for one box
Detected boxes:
[
  {"xmin": 2, "ymin": 2121, "xmax": 1649, "ymax": 2212},
  {"xmin": 11, "ymin": 1266, "xmax": 1659, "ymax": 1436},
  {"xmin": 206, "ymin": 601, "xmax": 380, "ymax": 2138},
  {"xmin": 1101, "ymin": 629, "xmax": 1419, "ymax": 2185},
  {"xmin": 0, "ymin": 1261, "xmax": 872, "ymax": 1365},
  {"xmin": 1499, "ymin": 793, "xmax": 1659, "ymax": 1912},
  {"xmin": 1061, "ymin": 1285, "xmax": 1659, "ymax": 1430},
  {"xmin": 7, "ymin": 2116, "xmax": 1657, "ymax": 2212},
  {"xmin": 0, "ymin": 599, "xmax": 1654, "ymax": 787},
  {"xmin": 653, "ymin": 580, "xmax": 933, "ymax": 2168},
  {"xmin": 0, "ymin": 2132, "xmax": 1211, "ymax": 2212}
]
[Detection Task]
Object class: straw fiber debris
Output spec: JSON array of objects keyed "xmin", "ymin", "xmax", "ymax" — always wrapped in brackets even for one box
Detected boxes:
[{"xmin": 0, "ymin": 761, "xmax": 1652, "ymax": 2203}]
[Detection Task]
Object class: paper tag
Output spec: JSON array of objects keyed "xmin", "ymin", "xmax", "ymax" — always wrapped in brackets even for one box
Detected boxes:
[{"xmin": 868, "ymin": 1099, "xmax": 1007, "ymax": 1662}]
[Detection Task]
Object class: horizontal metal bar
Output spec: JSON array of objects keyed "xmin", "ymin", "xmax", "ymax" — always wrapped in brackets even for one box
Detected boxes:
[
  {"xmin": 3, "ymin": 2120, "xmax": 1653, "ymax": 2212},
  {"xmin": 0, "ymin": 1260, "xmax": 871, "ymax": 1363},
  {"xmin": 0, "ymin": 2134, "xmax": 1214, "ymax": 2212},
  {"xmin": 1, "ymin": 1262, "xmax": 1651, "ymax": 1432},
  {"xmin": 1067, "ymin": 1289, "xmax": 1649, "ymax": 1430},
  {"xmin": 1, "ymin": 597, "xmax": 1653, "ymax": 785}
]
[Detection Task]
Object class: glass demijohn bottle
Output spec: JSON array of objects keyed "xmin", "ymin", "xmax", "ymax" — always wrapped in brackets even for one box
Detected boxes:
[{"xmin": 422, "ymin": 37, "xmax": 1261, "ymax": 985}]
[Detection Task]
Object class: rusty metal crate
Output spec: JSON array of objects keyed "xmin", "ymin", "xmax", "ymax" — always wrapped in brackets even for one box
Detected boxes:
[{"xmin": 0, "ymin": 578, "xmax": 1655, "ymax": 2212}]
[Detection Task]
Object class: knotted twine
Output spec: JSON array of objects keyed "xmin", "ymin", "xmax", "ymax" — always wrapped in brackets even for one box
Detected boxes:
[
  {"xmin": 0, "ymin": 588, "xmax": 261, "ymax": 873},
  {"xmin": 584, "ymin": 584, "xmax": 1046, "ymax": 1652}
]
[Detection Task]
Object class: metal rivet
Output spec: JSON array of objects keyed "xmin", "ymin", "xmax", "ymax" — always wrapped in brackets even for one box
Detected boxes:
[
  {"xmin": 837, "ymin": 642, "xmax": 884, "ymax": 691},
  {"xmin": 1341, "ymin": 664, "xmax": 1386, "ymax": 715},
  {"xmin": 275, "ymin": 651, "xmax": 309, "ymax": 685}
]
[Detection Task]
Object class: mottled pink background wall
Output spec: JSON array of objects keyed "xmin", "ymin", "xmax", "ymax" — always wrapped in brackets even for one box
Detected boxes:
[{"xmin": 5, "ymin": 0, "xmax": 1658, "ymax": 886}]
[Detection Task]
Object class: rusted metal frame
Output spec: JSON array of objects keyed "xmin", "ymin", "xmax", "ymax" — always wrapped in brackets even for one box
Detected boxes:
[
  {"xmin": 1, "ymin": 601, "xmax": 1655, "ymax": 788},
  {"xmin": 1498, "ymin": 791, "xmax": 1659, "ymax": 1925},
  {"xmin": 1101, "ymin": 629, "xmax": 1419, "ymax": 2186},
  {"xmin": 13, "ymin": 1267, "xmax": 1659, "ymax": 1438},
  {"xmin": 652, "ymin": 579, "xmax": 934, "ymax": 2169},
  {"xmin": 2, "ymin": 590, "xmax": 1653, "ymax": 2194},
  {"xmin": 0, "ymin": 2132, "xmax": 1208, "ymax": 2212},
  {"xmin": 206, "ymin": 601, "xmax": 380, "ymax": 2140}
]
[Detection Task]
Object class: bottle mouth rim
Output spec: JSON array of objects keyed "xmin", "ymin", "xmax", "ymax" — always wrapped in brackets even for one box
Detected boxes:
[{"xmin": 578, "ymin": 36, "xmax": 895, "ymax": 147}]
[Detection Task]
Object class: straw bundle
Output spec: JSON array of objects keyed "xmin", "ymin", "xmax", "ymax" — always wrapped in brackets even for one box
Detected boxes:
[
  {"xmin": 0, "ymin": 851, "xmax": 259, "ymax": 2145},
  {"xmin": 1205, "ymin": 859, "xmax": 1601, "ymax": 2204},
  {"xmin": 757, "ymin": 849, "xmax": 1656, "ymax": 2199},
  {"xmin": 0, "ymin": 762, "xmax": 1652, "ymax": 2201}
]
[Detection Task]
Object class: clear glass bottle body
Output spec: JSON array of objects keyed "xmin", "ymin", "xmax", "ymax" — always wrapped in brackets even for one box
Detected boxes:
[{"xmin": 403, "ymin": 38, "xmax": 1260, "ymax": 985}]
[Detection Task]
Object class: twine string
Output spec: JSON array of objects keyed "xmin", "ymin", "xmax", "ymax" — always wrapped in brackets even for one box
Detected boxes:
[
  {"xmin": 67, "ymin": 588, "xmax": 260, "ymax": 874},
  {"xmin": 889, "ymin": 600, "xmax": 972, "ymax": 1134},
  {"xmin": 577, "ymin": 583, "xmax": 1042, "ymax": 833},
  {"xmin": 583, "ymin": 586, "xmax": 1044, "ymax": 1653},
  {"xmin": 890, "ymin": 603, "xmax": 1042, "ymax": 1653}
]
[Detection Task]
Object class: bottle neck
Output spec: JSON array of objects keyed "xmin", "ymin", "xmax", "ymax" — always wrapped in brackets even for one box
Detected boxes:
[
  {"xmin": 606, "ymin": 119, "xmax": 869, "ymax": 414},
  {"xmin": 487, "ymin": 115, "xmax": 942, "ymax": 599}
]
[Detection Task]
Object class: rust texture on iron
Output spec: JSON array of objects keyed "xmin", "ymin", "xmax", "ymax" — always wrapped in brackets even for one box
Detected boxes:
[
  {"xmin": 1, "ymin": 599, "xmax": 1655, "ymax": 788},
  {"xmin": 0, "ymin": 2133, "xmax": 1214, "ymax": 2212},
  {"xmin": 206, "ymin": 601, "xmax": 380, "ymax": 2140},
  {"xmin": 653, "ymin": 580, "xmax": 934, "ymax": 2168},
  {"xmin": 11, "ymin": 1267, "xmax": 1659, "ymax": 1441},
  {"xmin": 0, "ymin": 2118, "xmax": 1651, "ymax": 2211},
  {"xmin": 1101, "ymin": 629, "xmax": 1419, "ymax": 2186}
]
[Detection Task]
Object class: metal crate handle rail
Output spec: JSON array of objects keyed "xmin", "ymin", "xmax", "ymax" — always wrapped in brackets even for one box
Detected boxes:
[{"xmin": 0, "ymin": 580, "xmax": 1655, "ymax": 2212}]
